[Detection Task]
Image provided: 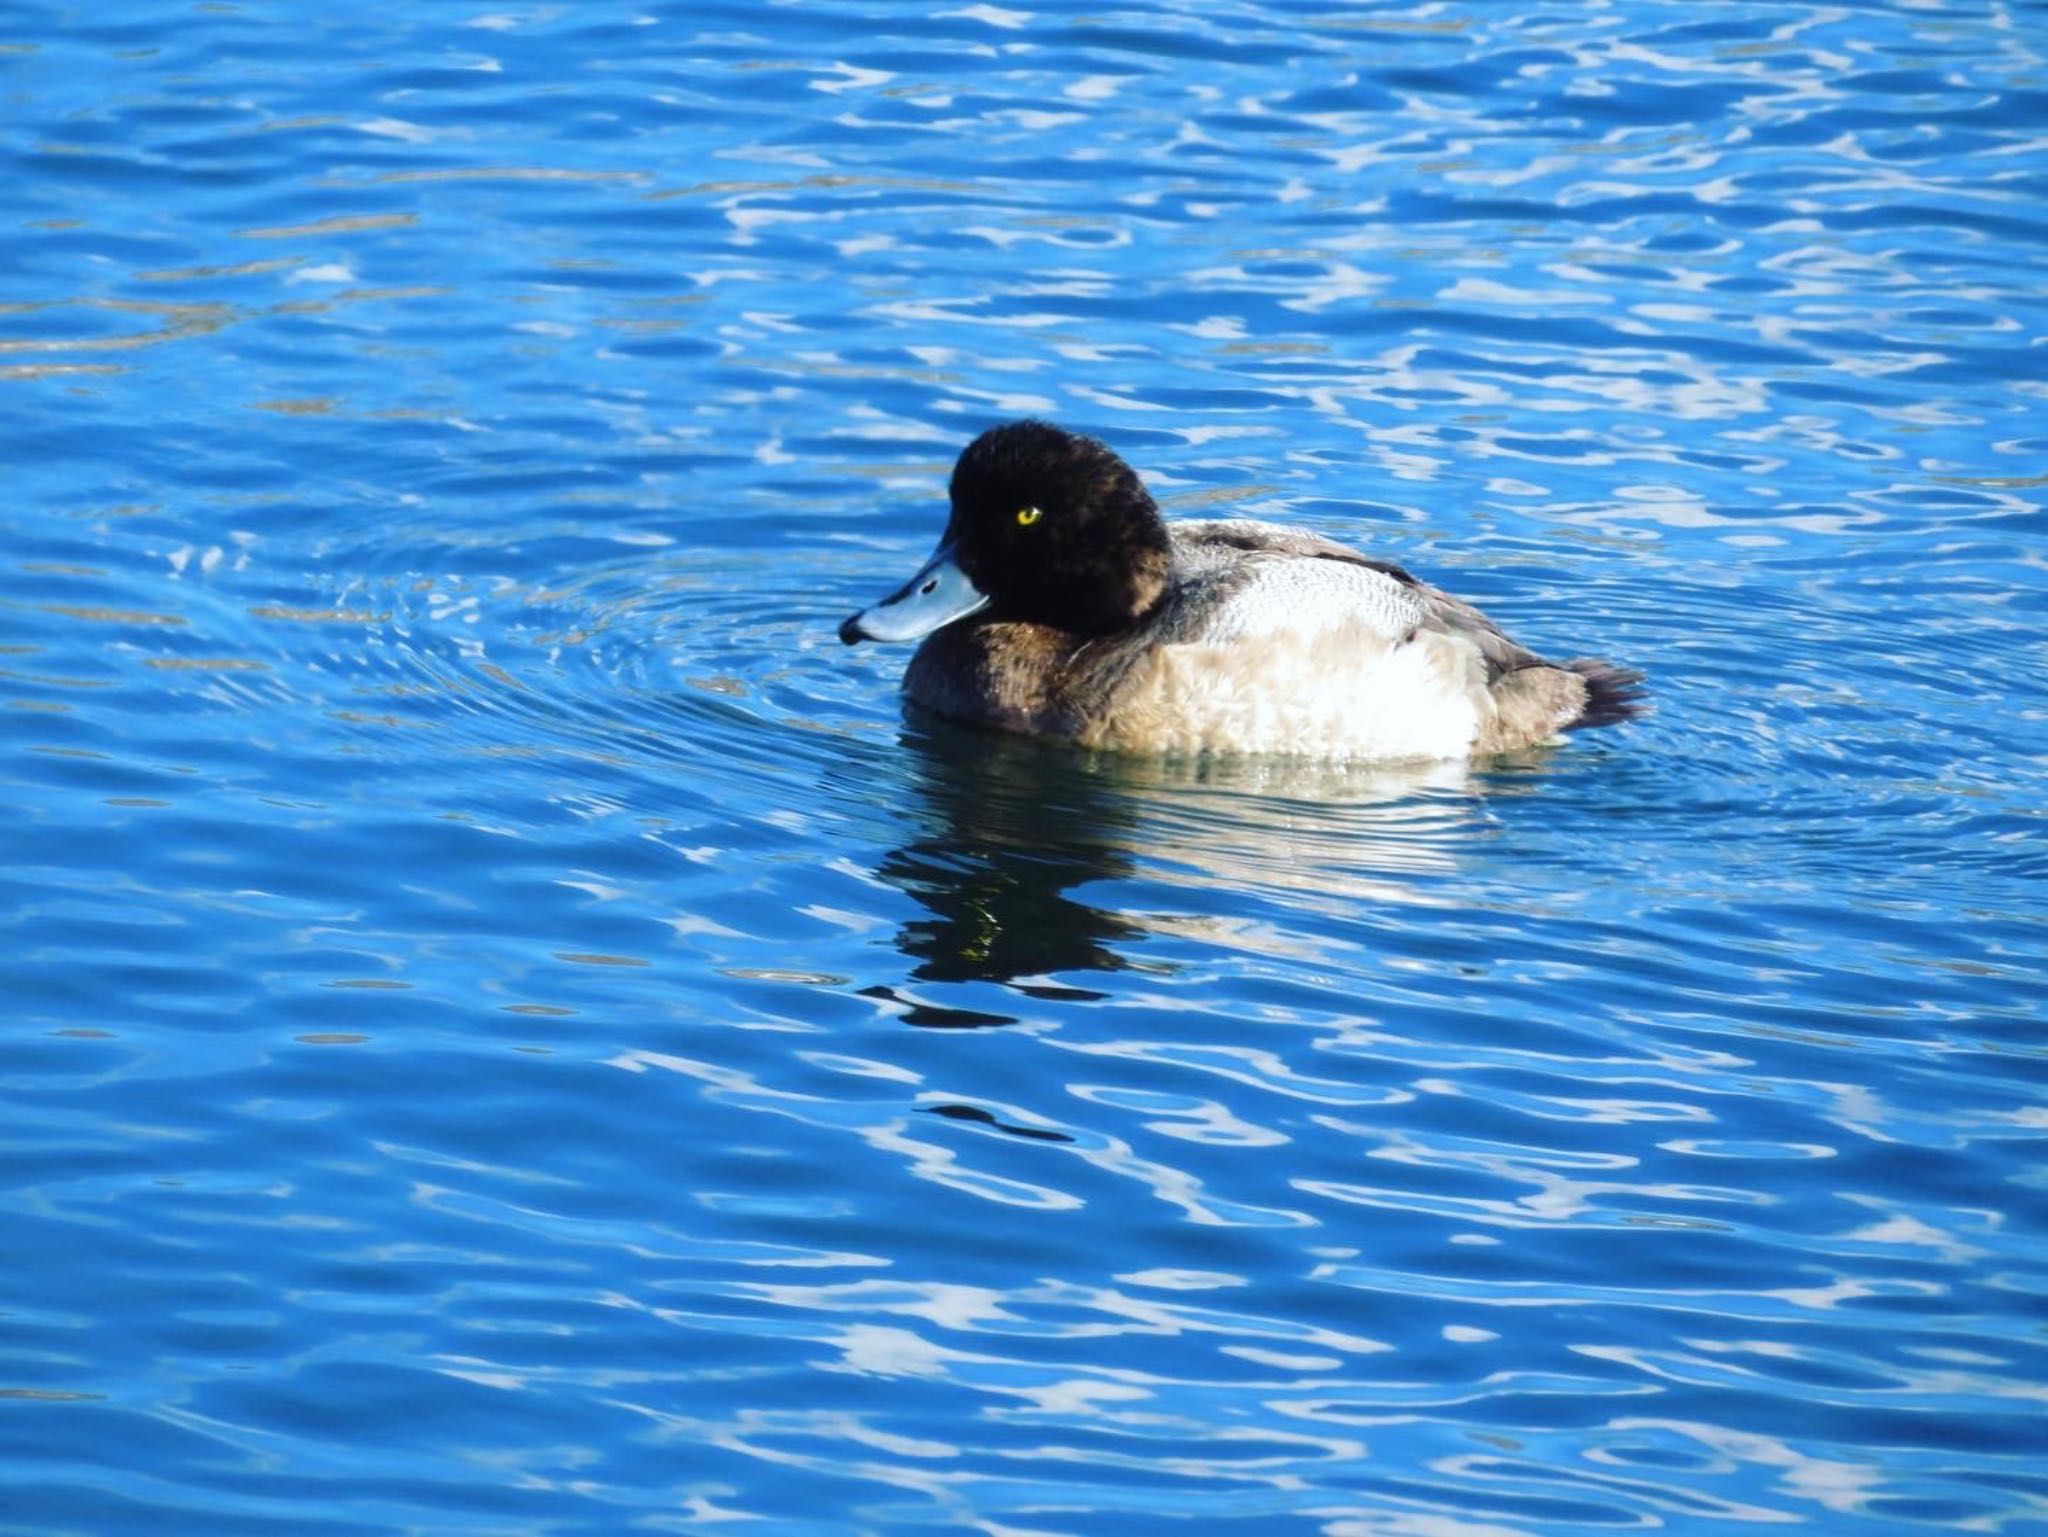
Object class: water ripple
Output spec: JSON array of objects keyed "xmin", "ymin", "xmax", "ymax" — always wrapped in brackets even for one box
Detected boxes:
[{"xmin": 3, "ymin": 1, "xmax": 2045, "ymax": 1534}]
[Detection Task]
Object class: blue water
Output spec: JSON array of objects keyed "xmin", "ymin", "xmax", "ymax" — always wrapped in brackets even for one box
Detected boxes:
[{"xmin": 4, "ymin": 2, "xmax": 2046, "ymax": 1532}]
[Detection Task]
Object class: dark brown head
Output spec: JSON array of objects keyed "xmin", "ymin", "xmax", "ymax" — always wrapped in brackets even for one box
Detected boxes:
[{"xmin": 840, "ymin": 421, "xmax": 1172, "ymax": 645}]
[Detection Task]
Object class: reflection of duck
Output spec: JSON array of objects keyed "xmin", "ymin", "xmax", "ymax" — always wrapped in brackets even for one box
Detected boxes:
[
  {"xmin": 842, "ymin": 420, "xmax": 1646, "ymax": 760},
  {"xmin": 854, "ymin": 719, "xmax": 1498, "ymax": 1023},
  {"xmin": 872, "ymin": 722, "xmax": 1145, "ymax": 1003}
]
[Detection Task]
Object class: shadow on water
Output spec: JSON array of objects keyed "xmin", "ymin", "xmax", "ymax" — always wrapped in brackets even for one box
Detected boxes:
[{"xmin": 848, "ymin": 714, "xmax": 1507, "ymax": 1025}]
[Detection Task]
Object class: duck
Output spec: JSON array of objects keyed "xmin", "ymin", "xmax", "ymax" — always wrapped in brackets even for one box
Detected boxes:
[{"xmin": 839, "ymin": 420, "xmax": 1646, "ymax": 761}]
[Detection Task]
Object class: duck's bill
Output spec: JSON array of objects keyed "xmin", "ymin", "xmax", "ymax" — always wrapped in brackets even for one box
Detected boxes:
[{"xmin": 839, "ymin": 539, "xmax": 990, "ymax": 644}]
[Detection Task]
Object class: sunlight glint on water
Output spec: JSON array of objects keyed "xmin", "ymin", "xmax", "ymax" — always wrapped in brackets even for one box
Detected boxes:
[{"xmin": 1, "ymin": 3, "xmax": 2045, "ymax": 1534}]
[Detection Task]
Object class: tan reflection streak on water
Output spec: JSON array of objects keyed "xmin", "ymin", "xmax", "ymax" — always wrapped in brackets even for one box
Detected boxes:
[
  {"xmin": 233, "ymin": 212, "xmax": 418, "ymax": 239},
  {"xmin": 0, "ymin": 298, "xmax": 234, "ymax": 355}
]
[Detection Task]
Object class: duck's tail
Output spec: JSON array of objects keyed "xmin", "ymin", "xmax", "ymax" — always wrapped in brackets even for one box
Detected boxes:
[{"xmin": 1561, "ymin": 658, "xmax": 1650, "ymax": 731}]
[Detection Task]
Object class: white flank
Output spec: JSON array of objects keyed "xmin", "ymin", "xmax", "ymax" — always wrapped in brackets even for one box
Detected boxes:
[{"xmin": 1090, "ymin": 558, "xmax": 1486, "ymax": 761}]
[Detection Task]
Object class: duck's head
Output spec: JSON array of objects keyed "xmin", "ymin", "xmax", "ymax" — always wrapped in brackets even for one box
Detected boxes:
[{"xmin": 840, "ymin": 420, "xmax": 1172, "ymax": 645}]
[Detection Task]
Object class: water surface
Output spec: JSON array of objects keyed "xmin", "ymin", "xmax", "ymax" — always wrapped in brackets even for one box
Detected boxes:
[{"xmin": 4, "ymin": 2, "xmax": 2046, "ymax": 1533}]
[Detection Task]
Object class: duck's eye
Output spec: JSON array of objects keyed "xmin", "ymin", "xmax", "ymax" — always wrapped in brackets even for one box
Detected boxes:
[{"xmin": 1016, "ymin": 506, "xmax": 1043, "ymax": 527}]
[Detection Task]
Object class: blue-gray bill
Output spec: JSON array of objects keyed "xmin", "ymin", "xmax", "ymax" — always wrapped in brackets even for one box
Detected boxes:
[{"xmin": 839, "ymin": 539, "xmax": 991, "ymax": 645}]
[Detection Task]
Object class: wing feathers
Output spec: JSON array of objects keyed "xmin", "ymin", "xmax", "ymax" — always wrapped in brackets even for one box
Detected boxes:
[{"xmin": 1160, "ymin": 517, "xmax": 1645, "ymax": 751}]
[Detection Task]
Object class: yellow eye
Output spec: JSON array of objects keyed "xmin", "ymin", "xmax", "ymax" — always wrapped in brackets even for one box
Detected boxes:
[{"xmin": 1016, "ymin": 506, "xmax": 1043, "ymax": 527}]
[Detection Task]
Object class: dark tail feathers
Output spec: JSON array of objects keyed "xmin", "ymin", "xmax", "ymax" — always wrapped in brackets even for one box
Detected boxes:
[{"xmin": 1562, "ymin": 658, "xmax": 1649, "ymax": 731}]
